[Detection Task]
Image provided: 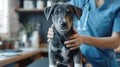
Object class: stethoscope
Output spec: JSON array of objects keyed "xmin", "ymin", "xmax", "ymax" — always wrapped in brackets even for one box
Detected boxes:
[
  {"xmin": 77, "ymin": 1, "xmax": 90, "ymax": 31},
  {"xmin": 77, "ymin": 1, "xmax": 93, "ymax": 67}
]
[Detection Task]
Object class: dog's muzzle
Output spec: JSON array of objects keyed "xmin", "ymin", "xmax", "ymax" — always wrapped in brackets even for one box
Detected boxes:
[{"xmin": 61, "ymin": 22, "xmax": 67, "ymax": 28}]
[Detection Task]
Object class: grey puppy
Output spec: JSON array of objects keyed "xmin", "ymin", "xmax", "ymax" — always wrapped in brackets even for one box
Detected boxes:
[{"xmin": 44, "ymin": 3, "xmax": 82, "ymax": 67}]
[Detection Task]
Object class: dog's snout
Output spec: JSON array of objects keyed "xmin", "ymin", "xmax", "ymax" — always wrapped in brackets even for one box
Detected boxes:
[
  {"xmin": 61, "ymin": 22, "xmax": 67, "ymax": 27},
  {"xmin": 60, "ymin": 17, "xmax": 67, "ymax": 27}
]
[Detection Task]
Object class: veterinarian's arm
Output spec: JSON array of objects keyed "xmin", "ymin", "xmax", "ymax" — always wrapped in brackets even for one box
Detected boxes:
[{"xmin": 65, "ymin": 32, "xmax": 120, "ymax": 50}]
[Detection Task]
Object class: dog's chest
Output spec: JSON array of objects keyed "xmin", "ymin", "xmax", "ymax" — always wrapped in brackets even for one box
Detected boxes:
[
  {"xmin": 51, "ymin": 33, "xmax": 69, "ymax": 52},
  {"xmin": 50, "ymin": 36, "xmax": 74, "ymax": 62},
  {"xmin": 51, "ymin": 38, "xmax": 69, "ymax": 53},
  {"xmin": 51, "ymin": 42, "xmax": 73, "ymax": 63}
]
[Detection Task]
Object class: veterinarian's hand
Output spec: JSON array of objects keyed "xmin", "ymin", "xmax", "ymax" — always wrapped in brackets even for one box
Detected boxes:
[
  {"xmin": 64, "ymin": 32, "xmax": 84, "ymax": 50},
  {"xmin": 47, "ymin": 25, "xmax": 54, "ymax": 42}
]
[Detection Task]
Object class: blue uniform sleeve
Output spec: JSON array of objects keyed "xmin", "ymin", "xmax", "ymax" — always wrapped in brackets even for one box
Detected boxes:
[
  {"xmin": 113, "ymin": 10, "xmax": 120, "ymax": 32},
  {"xmin": 70, "ymin": 0, "xmax": 85, "ymax": 9}
]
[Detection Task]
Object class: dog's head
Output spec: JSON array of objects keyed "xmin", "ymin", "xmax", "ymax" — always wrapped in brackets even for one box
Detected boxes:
[{"xmin": 44, "ymin": 3, "xmax": 82, "ymax": 34}]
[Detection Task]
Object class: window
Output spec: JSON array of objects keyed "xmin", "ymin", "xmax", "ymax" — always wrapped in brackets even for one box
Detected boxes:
[{"xmin": 0, "ymin": 0, "xmax": 9, "ymax": 34}]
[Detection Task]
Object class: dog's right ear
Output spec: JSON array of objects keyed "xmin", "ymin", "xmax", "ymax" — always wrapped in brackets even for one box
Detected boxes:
[
  {"xmin": 44, "ymin": 4, "xmax": 58, "ymax": 20},
  {"xmin": 44, "ymin": 6, "xmax": 52, "ymax": 20}
]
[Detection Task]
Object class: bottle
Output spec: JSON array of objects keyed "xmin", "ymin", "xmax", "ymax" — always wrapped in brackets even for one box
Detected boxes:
[
  {"xmin": 47, "ymin": 0, "xmax": 54, "ymax": 7},
  {"xmin": 23, "ymin": 0, "xmax": 34, "ymax": 9},
  {"xmin": 31, "ymin": 23, "xmax": 41, "ymax": 48},
  {"xmin": 14, "ymin": 40, "xmax": 19, "ymax": 49},
  {"xmin": 0, "ymin": 37, "xmax": 3, "ymax": 49},
  {"xmin": 31, "ymin": 30, "xmax": 39, "ymax": 48},
  {"xmin": 36, "ymin": 0, "xmax": 44, "ymax": 10}
]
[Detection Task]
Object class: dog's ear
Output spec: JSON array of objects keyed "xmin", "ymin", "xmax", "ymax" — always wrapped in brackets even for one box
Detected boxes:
[
  {"xmin": 71, "ymin": 5, "xmax": 82, "ymax": 20},
  {"xmin": 44, "ymin": 4, "xmax": 58, "ymax": 20},
  {"xmin": 44, "ymin": 6, "xmax": 52, "ymax": 20}
]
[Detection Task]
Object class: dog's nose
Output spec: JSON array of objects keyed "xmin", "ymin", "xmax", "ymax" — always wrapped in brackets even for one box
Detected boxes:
[{"xmin": 61, "ymin": 22, "xmax": 67, "ymax": 27}]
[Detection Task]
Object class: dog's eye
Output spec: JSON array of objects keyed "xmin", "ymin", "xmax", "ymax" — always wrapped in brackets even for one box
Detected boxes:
[
  {"xmin": 55, "ymin": 9, "xmax": 61, "ymax": 15},
  {"xmin": 66, "ymin": 9, "xmax": 70, "ymax": 12},
  {"xmin": 66, "ymin": 9, "xmax": 72, "ymax": 14}
]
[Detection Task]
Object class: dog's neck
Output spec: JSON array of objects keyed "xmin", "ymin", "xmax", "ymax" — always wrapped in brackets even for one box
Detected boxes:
[{"xmin": 53, "ymin": 26, "xmax": 75, "ymax": 41}]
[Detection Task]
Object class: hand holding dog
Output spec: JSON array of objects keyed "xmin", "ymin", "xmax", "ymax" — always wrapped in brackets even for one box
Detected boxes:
[
  {"xmin": 47, "ymin": 26, "xmax": 84, "ymax": 50},
  {"xmin": 64, "ymin": 31, "xmax": 84, "ymax": 50},
  {"xmin": 47, "ymin": 25, "xmax": 54, "ymax": 42}
]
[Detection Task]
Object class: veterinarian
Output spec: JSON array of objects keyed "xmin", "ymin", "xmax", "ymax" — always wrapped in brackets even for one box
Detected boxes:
[{"xmin": 47, "ymin": 0, "xmax": 120, "ymax": 67}]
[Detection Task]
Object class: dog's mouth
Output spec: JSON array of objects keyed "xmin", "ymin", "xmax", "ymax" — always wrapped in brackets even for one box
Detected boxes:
[
  {"xmin": 59, "ymin": 25, "xmax": 71, "ymax": 32},
  {"xmin": 55, "ymin": 20, "xmax": 73, "ymax": 33},
  {"xmin": 59, "ymin": 22, "xmax": 72, "ymax": 32},
  {"xmin": 60, "ymin": 27, "xmax": 69, "ymax": 31}
]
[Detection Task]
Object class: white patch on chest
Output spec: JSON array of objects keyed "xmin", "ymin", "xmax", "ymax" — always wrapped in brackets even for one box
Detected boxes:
[{"xmin": 61, "ymin": 47, "xmax": 70, "ymax": 60}]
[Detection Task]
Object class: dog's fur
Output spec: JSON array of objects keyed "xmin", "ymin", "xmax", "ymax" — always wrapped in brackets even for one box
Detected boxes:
[{"xmin": 44, "ymin": 3, "xmax": 82, "ymax": 67}]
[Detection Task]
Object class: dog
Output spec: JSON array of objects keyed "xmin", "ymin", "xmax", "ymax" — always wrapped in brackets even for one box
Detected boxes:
[{"xmin": 44, "ymin": 3, "xmax": 84, "ymax": 67}]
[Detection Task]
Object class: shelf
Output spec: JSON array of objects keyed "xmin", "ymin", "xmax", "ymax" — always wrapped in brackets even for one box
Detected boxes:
[{"xmin": 15, "ymin": 8, "xmax": 44, "ymax": 13}]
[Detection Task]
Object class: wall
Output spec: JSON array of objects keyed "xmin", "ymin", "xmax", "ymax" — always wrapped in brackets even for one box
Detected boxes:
[
  {"xmin": 0, "ymin": 0, "xmax": 20, "ymax": 39},
  {"xmin": 8, "ymin": 0, "xmax": 20, "ymax": 37}
]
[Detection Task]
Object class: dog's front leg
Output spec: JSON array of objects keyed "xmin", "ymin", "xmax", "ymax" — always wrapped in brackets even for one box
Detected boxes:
[
  {"xmin": 73, "ymin": 51, "xmax": 82, "ymax": 67},
  {"xmin": 49, "ymin": 43, "xmax": 56, "ymax": 67}
]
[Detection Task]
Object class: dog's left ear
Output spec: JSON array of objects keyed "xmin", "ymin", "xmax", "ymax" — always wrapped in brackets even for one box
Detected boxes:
[
  {"xmin": 71, "ymin": 5, "xmax": 82, "ymax": 20},
  {"xmin": 44, "ymin": 4, "xmax": 58, "ymax": 20}
]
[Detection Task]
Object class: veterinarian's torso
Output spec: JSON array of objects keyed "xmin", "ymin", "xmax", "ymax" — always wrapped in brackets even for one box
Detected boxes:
[{"xmin": 71, "ymin": 0, "xmax": 120, "ymax": 67}]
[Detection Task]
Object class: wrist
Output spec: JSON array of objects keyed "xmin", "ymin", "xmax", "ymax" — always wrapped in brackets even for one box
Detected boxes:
[{"xmin": 81, "ymin": 35, "xmax": 87, "ymax": 44}]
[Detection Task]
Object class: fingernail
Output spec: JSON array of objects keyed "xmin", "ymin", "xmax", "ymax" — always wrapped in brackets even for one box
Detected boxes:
[
  {"xmin": 64, "ymin": 42, "xmax": 67, "ymax": 44},
  {"xmin": 66, "ymin": 45, "xmax": 69, "ymax": 47},
  {"xmin": 65, "ymin": 41, "xmax": 69, "ymax": 44},
  {"xmin": 50, "ymin": 36, "xmax": 53, "ymax": 38},
  {"xmin": 70, "ymin": 48, "xmax": 73, "ymax": 50}
]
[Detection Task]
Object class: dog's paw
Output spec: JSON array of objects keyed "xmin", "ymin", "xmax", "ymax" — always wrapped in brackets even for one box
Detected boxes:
[
  {"xmin": 74, "ymin": 63, "xmax": 82, "ymax": 67},
  {"xmin": 49, "ymin": 65, "xmax": 56, "ymax": 67}
]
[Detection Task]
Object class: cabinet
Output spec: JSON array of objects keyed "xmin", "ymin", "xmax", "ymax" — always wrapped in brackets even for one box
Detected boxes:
[{"xmin": 16, "ymin": 8, "xmax": 44, "ymax": 13}]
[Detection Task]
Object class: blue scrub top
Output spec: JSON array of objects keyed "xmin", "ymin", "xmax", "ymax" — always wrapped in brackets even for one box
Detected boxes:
[{"xmin": 70, "ymin": 0, "xmax": 120, "ymax": 67}]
